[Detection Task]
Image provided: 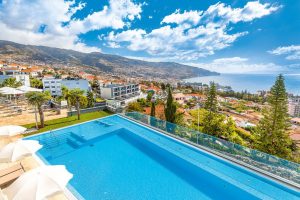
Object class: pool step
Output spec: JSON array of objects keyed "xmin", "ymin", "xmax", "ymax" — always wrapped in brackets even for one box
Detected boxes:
[
  {"xmin": 67, "ymin": 133, "xmax": 88, "ymax": 149},
  {"xmin": 67, "ymin": 138, "xmax": 81, "ymax": 149},
  {"xmin": 70, "ymin": 133, "xmax": 87, "ymax": 143},
  {"xmin": 41, "ymin": 131, "xmax": 81, "ymax": 149}
]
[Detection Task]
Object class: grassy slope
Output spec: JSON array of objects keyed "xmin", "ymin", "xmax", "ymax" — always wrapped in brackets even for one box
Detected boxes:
[{"xmin": 23, "ymin": 110, "xmax": 112, "ymax": 136}]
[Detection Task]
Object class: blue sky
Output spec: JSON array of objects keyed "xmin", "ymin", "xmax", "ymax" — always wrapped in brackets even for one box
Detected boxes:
[{"xmin": 0, "ymin": 0, "xmax": 299, "ymax": 74}]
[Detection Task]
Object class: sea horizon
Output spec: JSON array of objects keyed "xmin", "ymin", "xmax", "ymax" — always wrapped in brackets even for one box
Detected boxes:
[{"xmin": 185, "ymin": 73, "xmax": 300, "ymax": 95}]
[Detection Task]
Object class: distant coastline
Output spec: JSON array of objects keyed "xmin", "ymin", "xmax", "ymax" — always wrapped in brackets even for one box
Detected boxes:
[{"xmin": 184, "ymin": 73, "xmax": 300, "ymax": 95}]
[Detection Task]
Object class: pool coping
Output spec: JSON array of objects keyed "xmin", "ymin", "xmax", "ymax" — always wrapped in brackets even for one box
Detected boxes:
[{"xmin": 119, "ymin": 114, "xmax": 300, "ymax": 191}]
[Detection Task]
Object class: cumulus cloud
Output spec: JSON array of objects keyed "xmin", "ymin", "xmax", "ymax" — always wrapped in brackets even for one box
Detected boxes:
[
  {"xmin": 68, "ymin": 0, "xmax": 143, "ymax": 34},
  {"xmin": 202, "ymin": 1, "xmax": 280, "ymax": 24},
  {"xmin": 0, "ymin": 0, "xmax": 142, "ymax": 53},
  {"xmin": 184, "ymin": 57, "xmax": 281, "ymax": 73},
  {"xmin": 269, "ymin": 45, "xmax": 300, "ymax": 60},
  {"xmin": 107, "ymin": 1, "xmax": 280, "ymax": 60},
  {"xmin": 161, "ymin": 9, "xmax": 202, "ymax": 25}
]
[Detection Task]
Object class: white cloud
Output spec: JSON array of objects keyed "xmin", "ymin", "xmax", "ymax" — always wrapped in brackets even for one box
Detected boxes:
[
  {"xmin": 269, "ymin": 45, "xmax": 300, "ymax": 60},
  {"xmin": 107, "ymin": 41, "xmax": 121, "ymax": 48},
  {"xmin": 68, "ymin": 0, "xmax": 143, "ymax": 34},
  {"xmin": 0, "ymin": 0, "xmax": 142, "ymax": 53},
  {"xmin": 184, "ymin": 57, "xmax": 281, "ymax": 74},
  {"xmin": 161, "ymin": 9, "xmax": 202, "ymax": 25},
  {"xmin": 203, "ymin": 1, "xmax": 280, "ymax": 24},
  {"xmin": 107, "ymin": 1, "xmax": 280, "ymax": 60}
]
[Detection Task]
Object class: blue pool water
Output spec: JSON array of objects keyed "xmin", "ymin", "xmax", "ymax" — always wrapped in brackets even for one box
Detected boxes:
[{"xmin": 26, "ymin": 115, "xmax": 300, "ymax": 200}]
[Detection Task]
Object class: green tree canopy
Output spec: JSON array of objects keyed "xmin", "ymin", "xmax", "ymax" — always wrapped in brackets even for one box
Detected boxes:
[
  {"xmin": 150, "ymin": 100, "xmax": 155, "ymax": 117},
  {"xmin": 26, "ymin": 91, "xmax": 51, "ymax": 128},
  {"xmin": 164, "ymin": 86, "xmax": 177, "ymax": 123},
  {"xmin": 147, "ymin": 91, "xmax": 154, "ymax": 102},
  {"xmin": 91, "ymin": 76, "xmax": 100, "ymax": 95},
  {"xmin": 161, "ymin": 83, "xmax": 166, "ymax": 91},
  {"xmin": 30, "ymin": 78, "xmax": 43, "ymax": 89},
  {"xmin": 255, "ymin": 74, "xmax": 293, "ymax": 159},
  {"xmin": 87, "ymin": 90, "xmax": 95, "ymax": 108},
  {"xmin": 204, "ymin": 82, "xmax": 218, "ymax": 113},
  {"xmin": 1, "ymin": 77, "xmax": 22, "ymax": 88},
  {"xmin": 68, "ymin": 88, "xmax": 86, "ymax": 120},
  {"xmin": 127, "ymin": 102, "xmax": 144, "ymax": 112}
]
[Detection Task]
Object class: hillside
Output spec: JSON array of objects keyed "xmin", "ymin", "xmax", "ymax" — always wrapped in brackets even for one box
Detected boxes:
[{"xmin": 0, "ymin": 40, "xmax": 219, "ymax": 80}]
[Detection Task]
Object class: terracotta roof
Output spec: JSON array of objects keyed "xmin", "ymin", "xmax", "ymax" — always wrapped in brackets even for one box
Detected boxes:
[
  {"xmin": 144, "ymin": 104, "xmax": 165, "ymax": 119},
  {"xmin": 290, "ymin": 134, "xmax": 300, "ymax": 141},
  {"xmin": 85, "ymin": 75, "xmax": 95, "ymax": 81},
  {"xmin": 0, "ymin": 67, "xmax": 19, "ymax": 71},
  {"xmin": 29, "ymin": 66, "xmax": 42, "ymax": 70},
  {"xmin": 21, "ymin": 69, "xmax": 36, "ymax": 73},
  {"xmin": 173, "ymin": 93, "xmax": 185, "ymax": 98}
]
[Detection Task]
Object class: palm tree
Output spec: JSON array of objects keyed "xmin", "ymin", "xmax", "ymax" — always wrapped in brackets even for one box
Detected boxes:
[
  {"xmin": 26, "ymin": 91, "xmax": 51, "ymax": 128},
  {"xmin": 61, "ymin": 86, "xmax": 71, "ymax": 109},
  {"xmin": 1, "ymin": 77, "xmax": 22, "ymax": 88},
  {"xmin": 69, "ymin": 89, "xmax": 85, "ymax": 120}
]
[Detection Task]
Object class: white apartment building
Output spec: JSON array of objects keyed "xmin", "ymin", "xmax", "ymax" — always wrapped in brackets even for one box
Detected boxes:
[
  {"xmin": 288, "ymin": 97, "xmax": 300, "ymax": 117},
  {"xmin": 0, "ymin": 67, "xmax": 30, "ymax": 86},
  {"xmin": 61, "ymin": 79, "xmax": 90, "ymax": 93},
  {"xmin": 42, "ymin": 78, "xmax": 62, "ymax": 96},
  {"xmin": 100, "ymin": 83, "xmax": 140, "ymax": 100},
  {"xmin": 42, "ymin": 78, "xmax": 90, "ymax": 96}
]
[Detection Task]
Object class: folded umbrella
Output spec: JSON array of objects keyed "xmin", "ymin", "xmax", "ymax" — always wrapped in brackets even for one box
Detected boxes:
[{"xmin": 0, "ymin": 140, "xmax": 42, "ymax": 162}]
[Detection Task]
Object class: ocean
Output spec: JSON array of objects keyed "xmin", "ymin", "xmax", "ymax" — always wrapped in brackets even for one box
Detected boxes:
[{"xmin": 185, "ymin": 73, "xmax": 300, "ymax": 95}]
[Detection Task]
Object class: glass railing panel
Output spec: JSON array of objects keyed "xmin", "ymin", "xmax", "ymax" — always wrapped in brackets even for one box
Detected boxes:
[{"xmin": 123, "ymin": 112, "xmax": 300, "ymax": 186}]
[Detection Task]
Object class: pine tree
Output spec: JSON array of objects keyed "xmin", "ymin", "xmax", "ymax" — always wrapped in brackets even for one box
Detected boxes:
[
  {"xmin": 150, "ymin": 100, "xmax": 156, "ymax": 117},
  {"xmin": 161, "ymin": 83, "xmax": 166, "ymax": 91},
  {"xmin": 256, "ymin": 74, "xmax": 292, "ymax": 159},
  {"xmin": 87, "ymin": 91, "xmax": 95, "ymax": 108},
  {"xmin": 202, "ymin": 82, "xmax": 221, "ymax": 135},
  {"xmin": 204, "ymin": 82, "xmax": 218, "ymax": 113},
  {"xmin": 164, "ymin": 86, "xmax": 176, "ymax": 123}
]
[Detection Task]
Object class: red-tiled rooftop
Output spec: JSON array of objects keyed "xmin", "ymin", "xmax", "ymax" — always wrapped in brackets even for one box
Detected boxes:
[{"xmin": 290, "ymin": 133, "xmax": 300, "ymax": 141}]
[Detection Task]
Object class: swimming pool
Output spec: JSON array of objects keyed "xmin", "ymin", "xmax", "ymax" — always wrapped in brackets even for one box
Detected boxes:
[{"xmin": 26, "ymin": 115, "xmax": 300, "ymax": 200}]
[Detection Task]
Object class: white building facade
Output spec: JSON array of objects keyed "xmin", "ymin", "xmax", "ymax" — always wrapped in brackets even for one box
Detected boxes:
[
  {"xmin": 42, "ymin": 78, "xmax": 90, "ymax": 96},
  {"xmin": 288, "ymin": 97, "xmax": 300, "ymax": 117},
  {"xmin": 61, "ymin": 79, "xmax": 90, "ymax": 94},
  {"xmin": 0, "ymin": 67, "xmax": 30, "ymax": 86},
  {"xmin": 100, "ymin": 83, "xmax": 140, "ymax": 100},
  {"xmin": 42, "ymin": 78, "xmax": 62, "ymax": 96}
]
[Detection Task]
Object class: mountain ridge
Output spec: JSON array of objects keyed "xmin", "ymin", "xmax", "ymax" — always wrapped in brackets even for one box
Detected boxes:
[{"xmin": 0, "ymin": 40, "xmax": 219, "ymax": 80}]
